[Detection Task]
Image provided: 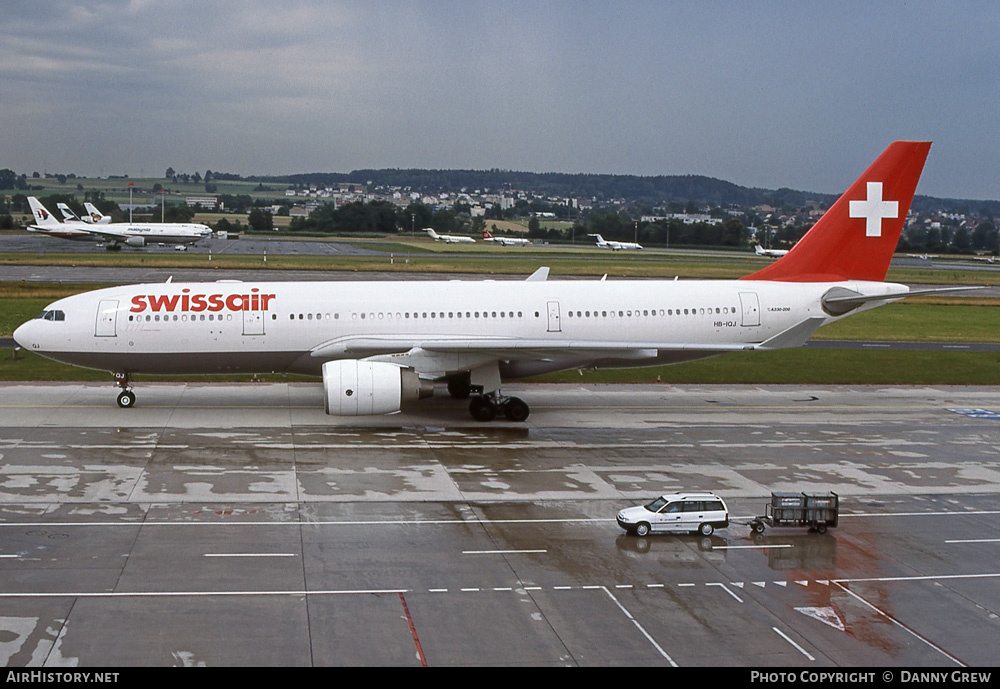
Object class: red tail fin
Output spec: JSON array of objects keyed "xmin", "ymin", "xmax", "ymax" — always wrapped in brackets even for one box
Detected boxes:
[{"xmin": 743, "ymin": 141, "xmax": 931, "ymax": 282}]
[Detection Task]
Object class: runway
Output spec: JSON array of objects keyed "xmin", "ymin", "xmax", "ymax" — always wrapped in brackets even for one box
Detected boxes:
[{"xmin": 1, "ymin": 383, "xmax": 998, "ymax": 666}]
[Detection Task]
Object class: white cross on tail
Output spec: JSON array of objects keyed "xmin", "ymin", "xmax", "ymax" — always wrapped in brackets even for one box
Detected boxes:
[{"xmin": 849, "ymin": 181, "xmax": 898, "ymax": 237}]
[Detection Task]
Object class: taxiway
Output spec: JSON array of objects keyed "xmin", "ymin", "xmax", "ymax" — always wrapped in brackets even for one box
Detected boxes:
[{"xmin": 0, "ymin": 383, "xmax": 998, "ymax": 666}]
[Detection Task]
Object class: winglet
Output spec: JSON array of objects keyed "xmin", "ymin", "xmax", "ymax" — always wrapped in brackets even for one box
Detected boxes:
[{"xmin": 743, "ymin": 141, "xmax": 931, "ymax": 282}]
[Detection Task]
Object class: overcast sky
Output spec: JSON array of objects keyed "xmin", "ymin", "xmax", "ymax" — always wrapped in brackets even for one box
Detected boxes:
[{"xmin": 3, "ymin": 1, "xmax": 998, "ymax": 199}]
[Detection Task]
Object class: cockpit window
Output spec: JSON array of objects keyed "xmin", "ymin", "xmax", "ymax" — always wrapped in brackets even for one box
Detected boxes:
[{"xmin": 36, "ymin": 310, "xmax": 65, "ymax": 321}]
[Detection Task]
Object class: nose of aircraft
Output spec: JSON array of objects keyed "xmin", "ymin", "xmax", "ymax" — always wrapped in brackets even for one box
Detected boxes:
[{"xmin": 13, "ymin": 319, "xmax": 35, "ymax": 350}]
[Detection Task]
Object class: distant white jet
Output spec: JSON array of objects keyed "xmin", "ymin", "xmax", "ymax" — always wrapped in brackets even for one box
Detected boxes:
[
  {"xmin": 482, "ymin": 229, "xmax": 531, "ymax": 246},
  {"xmin": 755, "ymin": 244, "xmax": 790, "ymax": 258},
  {"xmin": 588, "ymin": 233, "xmax": 642, "ymax": 250},
  {"xmin": 425, "ymin": 228, "xmax": 475, "ymax": 244}
]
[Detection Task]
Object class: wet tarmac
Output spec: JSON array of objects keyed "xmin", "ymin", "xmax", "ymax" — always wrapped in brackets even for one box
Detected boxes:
[{"xmin": 0, "ymin": 382, "xmax": 998, "ymax": 666}]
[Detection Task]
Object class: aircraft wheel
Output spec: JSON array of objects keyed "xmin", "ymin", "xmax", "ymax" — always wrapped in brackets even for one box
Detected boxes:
[
  {"xmin": 117, "ymin": 390, "xmax": 136, "ymax": 408},
  {"xmin": 502, "ymin": 397, "xmax": 530, "ymax": 422},
  {"xmin": 469, "ymin": 397, "xmax": 496, "ymax": 422}
]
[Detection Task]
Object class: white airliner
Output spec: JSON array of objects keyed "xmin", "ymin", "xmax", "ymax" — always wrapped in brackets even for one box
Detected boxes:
[
  {"xmin": 589, "ymin": 233, "xmax": 643, "ymax": 250},
  {"xmin": 25, "ymin": 199, "xmax": 93, "ymax": 240},
  {"xmin": 27, "ymin": 197, "xmax": 211, "ymax": 249},
  {"xmin": 755, "ymin": 244, "xmax": 790, "ymax": 258},
  {"xmin": 482, "ymin": 229, "xmax": 532, "ymax": 246},
  {"xmin": 17, "ymin": 142, "xmax": 963, "ymax": 422},
  {"xmin": 424, "ymin": 228, "xmax": 476, "ymax": 244}
]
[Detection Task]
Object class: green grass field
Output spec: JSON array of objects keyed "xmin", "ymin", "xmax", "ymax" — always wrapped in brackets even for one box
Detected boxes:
[{"xmin": 4, "ymin": 246, "xmax": 1000, "ymax": 285}]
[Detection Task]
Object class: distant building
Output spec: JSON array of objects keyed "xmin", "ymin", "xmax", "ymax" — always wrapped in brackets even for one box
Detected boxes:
[
  {"xmin": 186, "ymin": 196, "xmax": 218, "ymax": 209},
  {"xmin": 641, "ymin": 213, "xmax": 722, "ymax": 226}
]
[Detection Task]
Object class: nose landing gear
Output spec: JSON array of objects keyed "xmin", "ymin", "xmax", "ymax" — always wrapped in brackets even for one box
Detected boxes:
[{"xmin": 114, "ymin": 372, "xmax": 135, "ymax": 408}]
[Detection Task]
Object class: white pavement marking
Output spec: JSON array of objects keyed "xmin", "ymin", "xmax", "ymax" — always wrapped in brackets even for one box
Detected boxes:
[
  {"xmin": 712, "ymin": 544, "xmax": 793, "ymax": 550},
  {"xmin": 601, "ymin": 586, "xmax": 677, "ymax": 667},
  {"xmin": 833, "ymin": 582, "xmax": 966, "ymax": 667},
  {"xmin": 772, "ymin": 626, "xmax": 815, "ymax": 661},
  {"xmin": 203, "ymin": 553, "xmax": 297, "ymax": 558},
  {"xmin": 0, "ymin": 572, "xmax": 997, "ymax": 599},
  {"xmin": 945, "ymin": 539, "xmax": 1000, "ymax": 544},
  {"xmin": 706, "ymin": 582, "xmax": 743, "ymax": 603}
]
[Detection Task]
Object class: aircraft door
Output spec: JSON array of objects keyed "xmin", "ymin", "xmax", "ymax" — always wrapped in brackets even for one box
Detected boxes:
[
  {"xmin": 243, "ymin": 309, "xmax": 265, "ymax": 336},
  {"xmin": 546, "ymin": 301, "xmax": 561, "ymax": 333},
  {"xmin": 739, "ymin": 292, "xmax": 760, "ymax": 327},
  {"xmin": 95, "ymin": 299, "xmax": 118, "ymax": 337}
]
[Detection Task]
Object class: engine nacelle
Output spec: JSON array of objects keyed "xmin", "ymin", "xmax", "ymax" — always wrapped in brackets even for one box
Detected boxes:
[
  {"xmin": 126, "ymin": 236, "xmax": 146, "ymax": 247},
  {"xmin": 322, "ymin": 360, "xmax": 431, "ymax": 416}
]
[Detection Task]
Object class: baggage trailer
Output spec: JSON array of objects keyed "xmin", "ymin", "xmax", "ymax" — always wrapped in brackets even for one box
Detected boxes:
[{"xmin": 748, "ymin": 491, "xmax": 839, "ymax": 535}]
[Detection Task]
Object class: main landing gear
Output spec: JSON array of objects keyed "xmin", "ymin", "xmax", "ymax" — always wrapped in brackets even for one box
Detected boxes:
[
  {"xmin": 468, "ymin": 392, "xmax": 530, "ymax": 422},
  {"xmin": 114, "ymin": 372, "xmax": 136, "ymax": 408}
]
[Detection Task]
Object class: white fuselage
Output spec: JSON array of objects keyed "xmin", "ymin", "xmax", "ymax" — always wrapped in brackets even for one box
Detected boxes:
[
  {"xmin": 485, "ymin": 236, "xmax": 531, "ymax": 246},
  {"xmin": 32, "ymin": 221, "xmax": 211, "ymax": 245},
  {"xmin": 13, "ymin": 277, "xmax": 901, "ymax": 379}
]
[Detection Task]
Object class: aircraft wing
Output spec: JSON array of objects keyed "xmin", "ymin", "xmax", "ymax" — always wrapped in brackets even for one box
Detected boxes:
[
  {"xmin": 309, "ymin": 318, "xmax": 828, "ymax": 362},
  {"xmin": 70, "ymin": 225, "xmax": 132, "ymax": 241}
]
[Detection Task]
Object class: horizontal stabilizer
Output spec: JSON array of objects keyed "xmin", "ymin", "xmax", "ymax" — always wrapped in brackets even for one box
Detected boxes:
[{"xmin": 822, "ymin": 285, "xmax": 984, "ymax": 316}]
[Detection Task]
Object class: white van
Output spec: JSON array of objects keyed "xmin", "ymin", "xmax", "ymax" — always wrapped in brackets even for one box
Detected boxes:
[{"xmin": 617, "ymin": 493, "xmax": 729, "ymax": 536}]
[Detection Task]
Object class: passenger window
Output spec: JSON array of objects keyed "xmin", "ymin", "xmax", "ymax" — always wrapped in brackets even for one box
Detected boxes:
[{"xmin": 683, "ymin": 501, "xmax": 704, "ymax": 512}]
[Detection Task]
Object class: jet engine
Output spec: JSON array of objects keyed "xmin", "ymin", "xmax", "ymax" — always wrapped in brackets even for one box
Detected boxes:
[
  {"xmin": 126, "ymin": 237, "xmax": 146, "ymax": 247},
  {"xmin": 322, "ymin": 360, "xmax": 432, "ymax": 415}
]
